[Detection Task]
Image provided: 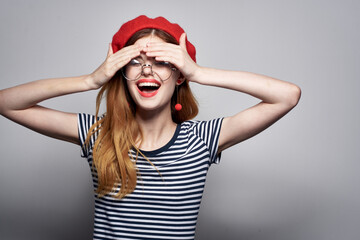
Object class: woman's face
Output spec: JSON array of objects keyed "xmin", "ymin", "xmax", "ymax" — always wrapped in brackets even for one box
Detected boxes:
[{"xmin": 126, "ymin": 35, "xmax": 180, "ymax": 112}]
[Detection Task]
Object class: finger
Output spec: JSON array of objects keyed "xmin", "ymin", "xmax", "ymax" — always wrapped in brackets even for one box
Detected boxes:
[
  {"xmin": 145, "ymin": 44, "xmax": 180, "ymax": 57},
  {"xmin": 110, "ymin": 48, "xmax": 142, "ymax": 71},
  {"xmin": 145, "ymin": 50, "xmax": 172, "ymax": 57},
  {"xmin": 107, "ymin": 43, "xmax": 113, "ymax": 57},
  {"xmin": 112, "ymin": 44, "xmax": 141, "ymax": 57},
  {"xmin": 145, "ymin": 42, "xmax": 178, "ymax": 51},
  {"xmin": 179, "ymin": 33, "xmax": 187, "ymax": 50},
  {"xmin": 146, "ymin": 51, "xmax": 181, "ymax": 65},
  {"xmin": 154, "ymin": 56, "xmax": 175, "ymax": 64},
  {"xmin": 109, "ymin": 45, "xmax": 141, "ymax": 62}
]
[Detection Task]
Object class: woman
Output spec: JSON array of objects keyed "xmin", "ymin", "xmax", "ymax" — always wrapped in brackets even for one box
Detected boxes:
[{"xmin": 0, "ymin": 15, "xmax": 301, "ymax": 239}]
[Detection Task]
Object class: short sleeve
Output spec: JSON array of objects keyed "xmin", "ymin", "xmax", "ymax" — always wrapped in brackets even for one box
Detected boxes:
[
  {"xmin": 193, "ymin": 117, "xmax": 224, "ymax": 165},
  {"xmin": 77, "ymin": 113, "xmax": 97, "ymax": 158}
]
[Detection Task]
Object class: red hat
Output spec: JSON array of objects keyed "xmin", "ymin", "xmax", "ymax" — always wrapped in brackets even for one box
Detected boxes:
[{"xmin": 111, "ymin": 15, "xmax": 196, "ymax": 62}]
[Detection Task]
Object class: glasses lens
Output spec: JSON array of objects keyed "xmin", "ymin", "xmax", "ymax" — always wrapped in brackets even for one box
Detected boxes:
[
  {"xmin": 152, "ymin": 61, "xmax": 173, "ymax": 81},
  {"xmin": 123, "ymin": 59, "xmax": 142, "ymax": 81}
]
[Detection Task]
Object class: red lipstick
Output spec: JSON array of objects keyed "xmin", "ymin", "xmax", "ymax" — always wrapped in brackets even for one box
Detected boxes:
[{"xmin": 136, "ymin": 79, "xmax": 161, "ymax": 98}]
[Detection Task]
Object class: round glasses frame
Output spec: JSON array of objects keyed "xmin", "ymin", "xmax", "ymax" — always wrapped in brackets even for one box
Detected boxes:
[{"xmin": 122, "ymin": 59, "xmax": 178, "ymax": 82}]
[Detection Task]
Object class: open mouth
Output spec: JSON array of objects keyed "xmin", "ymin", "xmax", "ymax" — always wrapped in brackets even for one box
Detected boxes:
[
  {"xmin": 137, "ymin": 82, "xmax": 160, "ymax": 92},
  {"xmin": 136, "ymin": 79, "xmax": 161, "ymax": 97}
]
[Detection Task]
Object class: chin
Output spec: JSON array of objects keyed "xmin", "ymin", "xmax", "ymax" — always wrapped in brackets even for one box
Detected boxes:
[{"xmin": 135, "ymin": 101, "xmax": 171, "ymax": 113}]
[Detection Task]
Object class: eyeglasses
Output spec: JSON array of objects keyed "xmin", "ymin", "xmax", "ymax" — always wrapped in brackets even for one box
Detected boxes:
[{"xmin": 122, "ymin": 58, "xmax": 177, "ymax": 82}]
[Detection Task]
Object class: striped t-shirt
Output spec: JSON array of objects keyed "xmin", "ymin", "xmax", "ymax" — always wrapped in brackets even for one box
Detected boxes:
[{"xmin": 78, "ymin": 113, "xmax": 223, "ymax": 240}]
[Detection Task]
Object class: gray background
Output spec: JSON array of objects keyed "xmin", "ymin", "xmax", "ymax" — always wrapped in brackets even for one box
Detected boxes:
[{"xmin": 0, "ymin": 0, "xmax": 359, "ymax": 239}]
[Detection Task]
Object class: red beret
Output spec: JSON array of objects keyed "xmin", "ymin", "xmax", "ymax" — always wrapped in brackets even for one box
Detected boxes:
[{"xmin": 111, "ymin": 15, "xmax": 196, "ymax": 62}]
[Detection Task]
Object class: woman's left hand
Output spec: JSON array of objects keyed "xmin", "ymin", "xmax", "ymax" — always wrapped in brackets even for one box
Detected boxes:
[{"xmin": 143, "ymin": 33, "xmax": 201, "ymax": 82}]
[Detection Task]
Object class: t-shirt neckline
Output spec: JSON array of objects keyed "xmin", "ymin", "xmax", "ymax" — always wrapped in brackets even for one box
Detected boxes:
[{"xmin": 138, "ymin": 123, "xmax": 181, "ymax": 157}]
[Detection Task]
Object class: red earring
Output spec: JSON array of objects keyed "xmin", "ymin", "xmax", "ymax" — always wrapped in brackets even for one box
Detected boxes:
[
  {"xmin": 175, "ymin": 81, "xmax": 182, "ymax": 111},
  {"xmin": 175, "ymin": 103, "xmax": 182, "ymax": 111}
]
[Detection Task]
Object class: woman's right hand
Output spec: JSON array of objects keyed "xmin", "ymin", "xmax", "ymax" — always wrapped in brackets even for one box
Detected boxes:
[{"xmin": 87, "ymin": 44, "xmax": 142, "ymax": 89}]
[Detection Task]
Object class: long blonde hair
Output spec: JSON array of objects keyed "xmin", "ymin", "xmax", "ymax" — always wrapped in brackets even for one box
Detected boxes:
[{"xmin": 85, "ymin": 29, "xmax": 198, "ymax": 199}]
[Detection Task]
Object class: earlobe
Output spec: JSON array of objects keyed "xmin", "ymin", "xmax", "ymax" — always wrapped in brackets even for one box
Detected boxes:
[{"xmin": 176, "ymin": 78, "xmax": 185, "ymax": 86}]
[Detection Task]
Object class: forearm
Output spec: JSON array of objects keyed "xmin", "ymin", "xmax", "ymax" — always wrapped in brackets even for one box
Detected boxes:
[
  {"xmin": 193, "ymin": 67, "xmax": 301, "ymax": 107},
  {"xmin": 0, "ymin": 74, "xmax": 93, "ymax": 113}
]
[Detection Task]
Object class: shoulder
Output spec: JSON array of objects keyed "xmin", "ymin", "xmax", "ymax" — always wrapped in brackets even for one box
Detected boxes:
[
  {"xmin": 180, "ymin": 118, "xmax": 224, "ymax": 140},
  {"xmin": 181, "ymin": 118, "xmax": 224, "ymax": 132},
  {"xmin": 179, "ymin": 118, "xmax": 224, "ymax": 164},
  {"xmin": 77, "ymin": 113, "xmax": 103, "ymax": 157}
]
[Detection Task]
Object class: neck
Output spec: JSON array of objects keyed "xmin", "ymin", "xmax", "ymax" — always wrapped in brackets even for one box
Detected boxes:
[{"xmin": 135, "ymin": 105, "xmax": 177, "ymax": 151}]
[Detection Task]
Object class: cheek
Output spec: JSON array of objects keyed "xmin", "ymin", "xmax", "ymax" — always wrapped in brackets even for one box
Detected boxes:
[
  {"xmin": 126, "ymin": 81, "xmax": 135, "ymax": 91},
  {"xmin": 164, "ymin": 82, "xmax": 177, "ymax": 99}
]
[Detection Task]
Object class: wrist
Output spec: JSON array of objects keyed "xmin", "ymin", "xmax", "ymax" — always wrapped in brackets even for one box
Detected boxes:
[
  {"xmin": 187, "ymin": 65, "xmax": 203, "ymax": 83},
  {"xmin": 189, "ymin": 66, "xmax": 207, "ymax": 84},
  {"xmin": 84, "ymin": 74, "xmax": 100, "ymax": 90}
]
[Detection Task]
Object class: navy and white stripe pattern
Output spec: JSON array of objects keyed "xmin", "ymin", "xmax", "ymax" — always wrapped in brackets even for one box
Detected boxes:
[{"xmin": 78, "ymin": 113, "xmax": 223, "ymax": 240}]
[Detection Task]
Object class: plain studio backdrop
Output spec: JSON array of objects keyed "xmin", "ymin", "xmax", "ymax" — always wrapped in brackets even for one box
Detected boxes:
[{"xmin": 0, "ymin": 0, "xmax": 359, "ymax": 239}]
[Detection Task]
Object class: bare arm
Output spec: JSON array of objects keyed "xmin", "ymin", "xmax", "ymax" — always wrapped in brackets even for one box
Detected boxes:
[
  {"xmin": 0, "ymin": 44, "xmax": 142, "ymax": 145},
  {"xmin": 192, "ymin": 67, "xmax": 301, "ymax": 153},
  {"xmin": 0, "ymin": 75, "xmax": 94, "ymax": 144}
]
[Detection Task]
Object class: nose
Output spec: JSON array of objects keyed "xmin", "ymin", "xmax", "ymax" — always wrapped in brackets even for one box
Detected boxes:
[{"xmin": 142, "ymin": 64, "xmax": 153, "ymax": 76}]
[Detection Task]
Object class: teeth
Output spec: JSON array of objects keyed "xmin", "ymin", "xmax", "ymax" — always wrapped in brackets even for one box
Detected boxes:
[{"xmin": 138, "ymin": 82, "xmax": 160, "ymax": 87}]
